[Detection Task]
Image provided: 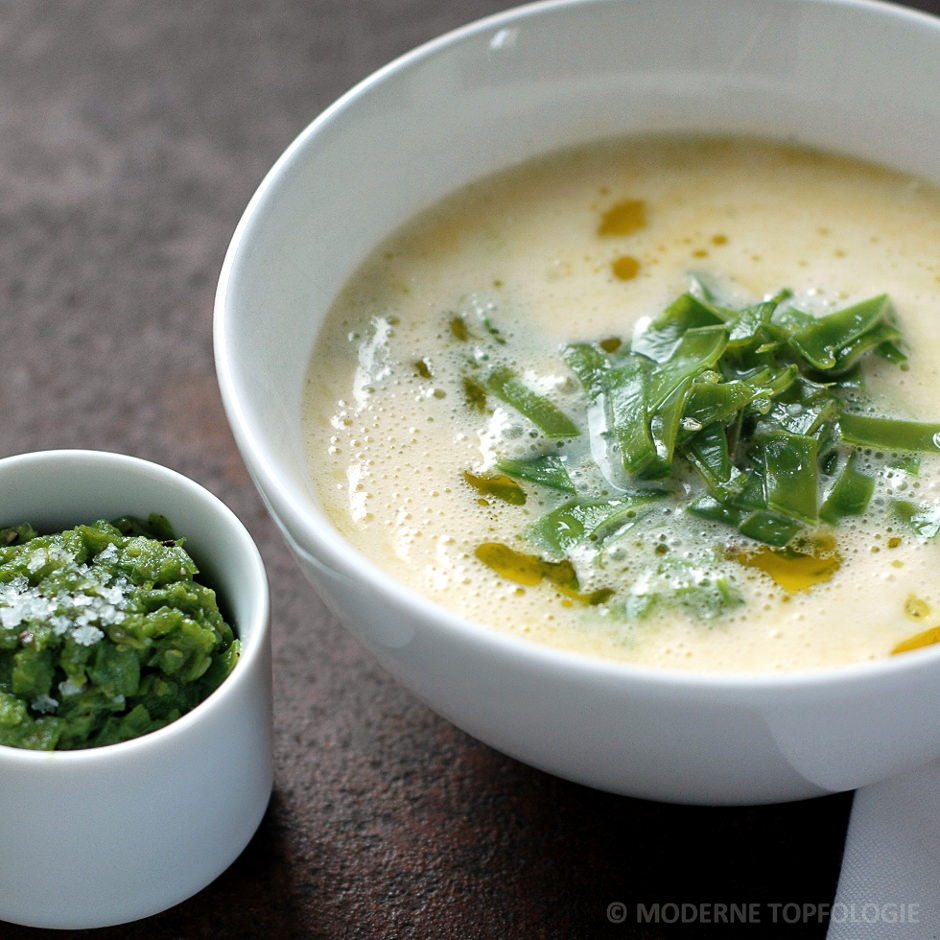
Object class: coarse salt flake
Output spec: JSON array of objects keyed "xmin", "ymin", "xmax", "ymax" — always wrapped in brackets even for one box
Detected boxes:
[
  {"xmin": 0, "ymin": 606, "xmax": 24, "ymax": 630},
  {"xmin": 58, "ymin": 677, "xmax": 83, "ymax": 697},
  {"xmin": 71, "ymin": 624, "xmax": 104, "ymax": 647},
  {"xmin": 30, "ymin": 694, "xmax": 58, "ymax": 715},
  {"xmin": 99, "ymin": 581, "xmax": 130, "ymax": 607},
  {"xmin": 50, "ymin": 615, "xmax": 70, "ymax": 636},
  {"xmin": 1, "ymin": 586, "xmax": 56, "ymax": 631}
]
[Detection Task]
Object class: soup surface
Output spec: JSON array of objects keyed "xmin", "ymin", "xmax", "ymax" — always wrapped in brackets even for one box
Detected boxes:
[{"xmin": 303, "ymin": 136, "xmax": 940, "ymax": 672}]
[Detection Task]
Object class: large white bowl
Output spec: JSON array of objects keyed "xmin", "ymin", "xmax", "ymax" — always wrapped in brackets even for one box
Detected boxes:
[
  {"xmin": 215, "ymin": 0, "xmax": 940, "ymax": 805},
  {"xmin": 0, "ymin": 450, "xmax": 273, "ymax": 929}
]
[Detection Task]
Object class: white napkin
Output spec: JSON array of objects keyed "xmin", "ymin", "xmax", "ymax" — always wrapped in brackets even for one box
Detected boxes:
[{"xmin": 827, "ymin": 757, "xmax": 940, "ymax": 939}]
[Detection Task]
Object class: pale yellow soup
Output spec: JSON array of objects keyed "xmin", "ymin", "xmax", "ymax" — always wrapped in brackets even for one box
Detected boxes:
[{"xmin": 303, "ymin": 136, "xmax": 940, "ymax": 673}]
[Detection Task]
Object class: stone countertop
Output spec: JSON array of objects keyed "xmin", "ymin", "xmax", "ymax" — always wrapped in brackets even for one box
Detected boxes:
[{"xmin": 2, "ymin": 1, "xmax": 938, "ymax": 937}]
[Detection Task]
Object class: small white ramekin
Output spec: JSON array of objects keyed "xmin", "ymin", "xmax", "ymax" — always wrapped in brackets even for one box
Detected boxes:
[{"xmin": 0, "ymin": 449, "xmax": 273, "ymax": 929}]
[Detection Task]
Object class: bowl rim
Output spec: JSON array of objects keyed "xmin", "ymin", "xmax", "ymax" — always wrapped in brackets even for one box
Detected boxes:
[
  {"xmin": 0, "ymin": 447, "xmax": 270, "ymax": 763},
  {"xmin": 215, "ymin": 0, "xmax": 940, "ymax": 693}
]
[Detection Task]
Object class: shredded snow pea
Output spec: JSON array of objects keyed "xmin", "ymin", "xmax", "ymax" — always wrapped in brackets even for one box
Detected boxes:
[
  {"xmin": 528, "ymin": 493, "xmax": 666, "ymax": 557},
  {"xmin": 819, "ymin": 453, "xmax": 876, "ymax": 524},
  {"xmin": 483, "ymin": 366, "xmax": 581, "ymax": 439},
  {"xmin": 494, "ymin": 455, "xmax": 576, "ymax": 493},
  {"xmin": 838, "ymin": 414, "xmax": 940, "ymax": 452},
  {"xmin": 458, "ymin": 282, "xmax": 940, "ymax": 619}
]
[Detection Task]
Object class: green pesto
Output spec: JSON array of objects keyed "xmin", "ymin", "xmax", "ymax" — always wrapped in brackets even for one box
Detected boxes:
[{"xmin": 0, "ymin": 515, "xmax": 239, "ymax": 750}]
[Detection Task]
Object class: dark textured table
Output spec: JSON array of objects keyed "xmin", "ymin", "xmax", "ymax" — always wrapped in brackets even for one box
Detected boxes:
[{"xmin": 3, "ymin": 2, "xmax": 939, "ymax": 937}]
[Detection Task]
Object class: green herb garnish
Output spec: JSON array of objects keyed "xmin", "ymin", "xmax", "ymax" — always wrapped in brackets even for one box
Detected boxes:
[{"xmin": 459, "ymin": 282, "xmax": 940, "ymax": 620}]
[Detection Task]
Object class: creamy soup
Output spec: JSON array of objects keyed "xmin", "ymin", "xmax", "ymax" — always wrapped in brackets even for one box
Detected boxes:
[{"xmin": 303, "ymin": 136, "xmax": 940, "ymax": 672}]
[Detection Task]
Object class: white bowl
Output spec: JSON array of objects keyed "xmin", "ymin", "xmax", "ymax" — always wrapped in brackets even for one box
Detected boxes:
[
  {"xmin": 0, "ymin": 450, "xmax": 272, "ymax": 929},
  {"xmin": 215, "ymin": 0, "xmax": 940, "ymax": 804}
]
